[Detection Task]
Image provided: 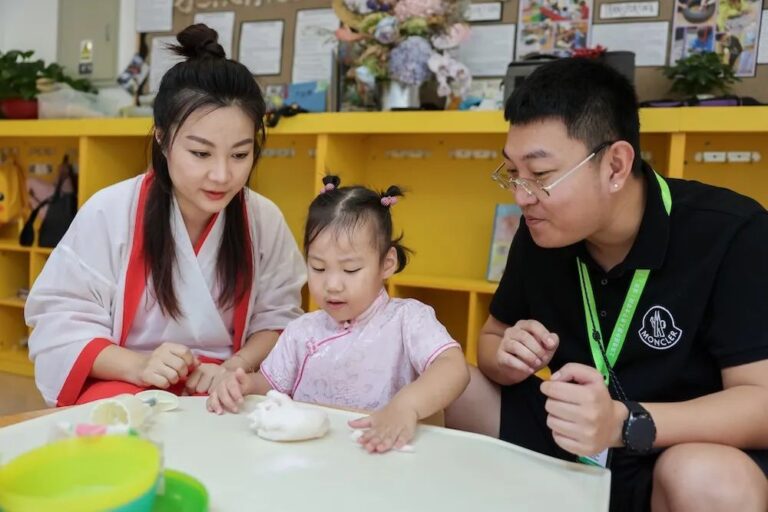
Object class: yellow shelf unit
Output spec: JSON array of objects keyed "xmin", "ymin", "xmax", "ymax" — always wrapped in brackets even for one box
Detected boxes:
[
  {"xmin": 0, "ymin": 107, "xmax": 766, "ymax": 376},
  {"xmin": 0, "ymin": 297, "xmax": 26, "ymax": 309},
  {"xmin": 388, "ymin": 275, "xmax": 497, "ymax": 365}
]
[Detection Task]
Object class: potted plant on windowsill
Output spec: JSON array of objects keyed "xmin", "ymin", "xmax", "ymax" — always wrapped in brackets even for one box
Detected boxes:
[
  {"xmin": 0, "ymin": 50, "xmax": 95, "ymax": 119},
  {"xmin": 663, "ymin": 51, "xmax": 740, "ymax": 101}
]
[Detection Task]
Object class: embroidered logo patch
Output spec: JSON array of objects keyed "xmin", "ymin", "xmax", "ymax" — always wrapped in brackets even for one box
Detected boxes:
[{"xmin": 638, "ymin": 306, "xmax": 682, "ymax": 350}]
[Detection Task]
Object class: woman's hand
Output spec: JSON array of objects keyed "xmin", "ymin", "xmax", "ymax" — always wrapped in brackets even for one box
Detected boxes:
[{"xmin": 139, "ymin": 342, "xmax": 198, "ymax": 389}]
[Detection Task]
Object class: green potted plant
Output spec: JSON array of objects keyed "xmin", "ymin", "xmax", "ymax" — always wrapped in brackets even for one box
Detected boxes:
[
  {"xmin": 0, "ymin": 50, "xmax": 95, "ymax": 119},
  {"xmin": 663, "ymin": 52, "xmax": 740, "ymax": 100}
]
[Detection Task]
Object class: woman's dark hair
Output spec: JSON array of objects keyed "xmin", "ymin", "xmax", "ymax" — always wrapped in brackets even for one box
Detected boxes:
[
  {"xmin": 146, "ymin": 23, "xmax": 266, "ymax": 318},
  {"xmin": 304, "ymin": 175, "xmax": 411, "ymax": 273}
]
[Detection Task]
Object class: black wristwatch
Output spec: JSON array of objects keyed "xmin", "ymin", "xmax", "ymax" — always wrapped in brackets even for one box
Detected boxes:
[{"xmin": 621, "ymin": 401, "xmax": 656, "ymax": 454}]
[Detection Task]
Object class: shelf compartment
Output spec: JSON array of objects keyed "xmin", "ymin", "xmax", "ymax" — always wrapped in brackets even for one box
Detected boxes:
[{"xmin": 389, "ymin": 284, "xmax": 470, "ymax": 351}]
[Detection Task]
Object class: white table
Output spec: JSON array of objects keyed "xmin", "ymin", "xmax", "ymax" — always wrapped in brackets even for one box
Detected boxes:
[{"xmin": 0, "ymin": 397, "xmax": 610, "ymax": 511}]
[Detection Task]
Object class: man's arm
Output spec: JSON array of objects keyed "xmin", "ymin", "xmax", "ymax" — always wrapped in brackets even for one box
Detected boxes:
[
  {"xmin": 479, "ymin": 316, "xmax": 517, "ymax": 385},
  {"xmin": 644, "ymin": 214, "xmax": 768, "ymax": 448},
  {"xmin": 645, "ymin": 359, "xmax": 768, "ymax": 448},
  {"xmin": 540, "ymin": 360, "xmax": 768, "ymax": 458}
]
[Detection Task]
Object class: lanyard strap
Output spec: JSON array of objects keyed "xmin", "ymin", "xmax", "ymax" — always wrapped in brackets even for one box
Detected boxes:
[
  {"xmin": 656, "ymin": 171, "xmax": 672, "ymax": 215},
  {"xmin": 576, "ymin": 171, "xmax": 672, "ymax": 384},
  {"xmin": 577, "ymin": 262, "xmax": 649, "ymax": 384}
]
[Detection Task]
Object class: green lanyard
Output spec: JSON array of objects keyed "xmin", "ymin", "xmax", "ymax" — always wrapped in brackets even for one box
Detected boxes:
[{"xmin": 577, "ymin": 172, "xmax": 672, "ymax": 385}]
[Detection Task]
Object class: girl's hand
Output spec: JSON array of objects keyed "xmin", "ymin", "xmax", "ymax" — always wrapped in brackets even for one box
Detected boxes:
[
  {"xmin": 185, "ymin": 363, "xmax": 226, "ymax": 395},
  {"xmin": 140, "ymin": 342, "xmax": 198, "ymax": 389},
  {"xmin": 348, "ymin": 401, "xmax": 419, "ymax": 453},
  {"xmin": 206, "ymin": 368, "xmax": 254, "ymax": 415}
]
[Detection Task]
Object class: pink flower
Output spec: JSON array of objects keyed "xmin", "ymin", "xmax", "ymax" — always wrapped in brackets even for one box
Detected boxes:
[
  {"xmin": 437, "ymin": 80, "xmax": 451, "ymax": 97},
  {"xmin": 428, "ymin": 52, "xmax": 452, "ymax": 76},
  {"xmin": 448, "ymin": 61, "xmax": 469, "ymax": 81},
  {"xmin": 394, "ymin": 0, "xmax": 446, "ymax": 21},
  {"xmin": 431, "ymin": 23, "xmax": 471, "ymax": 50},
  {"xmin": 428, "ymin": 51, "xmax": 472, "ymax": 97}
]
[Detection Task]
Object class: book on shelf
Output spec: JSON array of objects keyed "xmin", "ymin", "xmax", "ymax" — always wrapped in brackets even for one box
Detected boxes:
[{"xmin": 486, "ymin": 204, "xmax": 522, "ymax": 282}]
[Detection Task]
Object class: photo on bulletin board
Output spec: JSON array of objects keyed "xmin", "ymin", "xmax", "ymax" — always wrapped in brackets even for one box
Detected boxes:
[
  {"xmin": 264, "ymin": 84, "xmax": 288, "ymax": 113},
  {"xmin": 516, "ymin": 0, "xmax": 593, "ymax": 58},
  {"xmin": 716, "ymin": 0, "xmax": 762, "ymax": 76},
  {"xmin": 486, "ymin": 204, "xmax": 523, "ymax": 282},
  {"xmin": 670, "ymin": 0, "xmax": 763, "ymax": 77}
]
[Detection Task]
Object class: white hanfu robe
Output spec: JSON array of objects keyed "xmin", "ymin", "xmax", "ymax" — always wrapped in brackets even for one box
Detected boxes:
[{"xmin": 26, "ymin": 173, "xmax": 306, "ymax": 406}]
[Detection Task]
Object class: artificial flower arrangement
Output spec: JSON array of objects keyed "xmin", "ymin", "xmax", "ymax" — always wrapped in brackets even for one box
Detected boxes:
[{"xmin": 333, "ymin": 0, "xmax": 473, "ymax": 107}]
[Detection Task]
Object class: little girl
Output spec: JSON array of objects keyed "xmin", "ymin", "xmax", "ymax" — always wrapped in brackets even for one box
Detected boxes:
[{"xmin": 207, "ymin": 176, "xmax": 470, "ymax": 453}]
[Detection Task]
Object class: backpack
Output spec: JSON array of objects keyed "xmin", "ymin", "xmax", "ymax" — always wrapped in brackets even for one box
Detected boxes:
[{"xmin": 20, "ymin": 155, "xmax": 77, "ymax": 248}]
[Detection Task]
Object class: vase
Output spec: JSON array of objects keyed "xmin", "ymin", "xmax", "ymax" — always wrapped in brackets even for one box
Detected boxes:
[
  {"xmin": 380, "ymin": 81, "xmax": 420, "ymax": 111},
  {"xmin": 419, "ymin": 80, "xmax": 448, "ymax": 111},
  {"xmin": 0, "ymin": 98, "xmax": 38, "ymax": 119}
]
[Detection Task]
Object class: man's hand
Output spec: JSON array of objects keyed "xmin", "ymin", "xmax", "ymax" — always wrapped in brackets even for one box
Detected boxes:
[
  {"xmin": 540, "ymin": 363, "xmax": 628, "ymax": 457},
  {"xmin": 497, "ymin": 320, "xmax": 559, "ymax": 381}
]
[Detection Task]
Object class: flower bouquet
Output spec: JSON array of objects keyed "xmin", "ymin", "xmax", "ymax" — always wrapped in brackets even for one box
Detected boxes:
[{"xmin": 333, "ymin": 0, "xmax": 473, "ymax": 110}]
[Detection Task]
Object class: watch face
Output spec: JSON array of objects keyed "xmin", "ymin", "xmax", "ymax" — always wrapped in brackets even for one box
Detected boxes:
[{"xmin": 627, "ymin": 415, "xmax": 656, "ymax": 451}]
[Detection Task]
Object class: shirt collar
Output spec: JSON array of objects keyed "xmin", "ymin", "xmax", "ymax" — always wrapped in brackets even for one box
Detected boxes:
[
  {"xmin": 577, "ymin": 162, "xmax": 671, "ymax": 277},
  {"xmin": 324, "ymin": 288, "xmax": 390, "ymax": 330}
]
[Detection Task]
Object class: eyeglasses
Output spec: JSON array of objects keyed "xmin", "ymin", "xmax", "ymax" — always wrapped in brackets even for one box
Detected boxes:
[{"xmin": 491, "ymin": 141, "xmax": 616, "ymax": 198}]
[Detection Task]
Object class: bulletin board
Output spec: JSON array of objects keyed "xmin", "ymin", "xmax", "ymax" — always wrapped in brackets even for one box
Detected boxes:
[
  {"xmin": 491, "ymin": 0, "xmax": 768, "ymax": 101},
  {"xmin": 142, "ymin": 0, "xmax": 768, "ymax": 102},
  {"xmin": 592, "ymin": 0, "xmax": 768, "ymax": 101},
  {"xmin": 146, "ymin": 0, "xmax": 333, "ymax": 88}
]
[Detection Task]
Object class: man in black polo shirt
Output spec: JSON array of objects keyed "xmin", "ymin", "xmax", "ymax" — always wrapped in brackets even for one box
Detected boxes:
[{"xmin": 446, "ymin": 58, "xmax": 768, "ymax": 511}]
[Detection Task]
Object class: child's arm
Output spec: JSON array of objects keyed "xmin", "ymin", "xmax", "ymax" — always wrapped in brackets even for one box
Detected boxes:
[
  {"xmin": 350, "ymin": 347, "xmax": 469, "ymax": 453},
  {"xmin": 207, "ymin": 320, "xmax": 302, "ymax": 414},
  {"xmin": 206, "ymin": 369, "xmax": 273, "ymax": 415}
]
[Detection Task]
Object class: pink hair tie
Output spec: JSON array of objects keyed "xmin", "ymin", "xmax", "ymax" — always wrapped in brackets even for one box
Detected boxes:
[
  {"xmin": 319, "ymin": 183, "xmax": 335, "ymax": 194},
  {"xmin": 381, "ymin": 196, "xmax": 398, "ymax": 207}
]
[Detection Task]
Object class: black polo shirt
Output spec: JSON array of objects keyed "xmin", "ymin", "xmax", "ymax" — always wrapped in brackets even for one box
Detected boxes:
[{"xmin": 490, "ymin": 162, "xmax": 768, "ymax": 403}]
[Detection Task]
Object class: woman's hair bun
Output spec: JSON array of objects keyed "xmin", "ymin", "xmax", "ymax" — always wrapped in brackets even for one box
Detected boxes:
[{"xmin": 170, "ymin": 23, "xmax": 226, "ymax": 60}]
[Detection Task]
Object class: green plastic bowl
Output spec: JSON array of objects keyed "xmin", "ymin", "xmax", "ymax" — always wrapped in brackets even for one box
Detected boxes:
[
  {"xmin": 0, "ymin": 436, "xmax": 160, "ymax": 512},
  {"xmin": 153, "ymin": 470, "xmax": 208, "ymax": 512}
]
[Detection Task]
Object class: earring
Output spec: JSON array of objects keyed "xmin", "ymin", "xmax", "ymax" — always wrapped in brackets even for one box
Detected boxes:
[{"xmin": 613, "ymin": 183, "xmax": 619, "ymax": 189}]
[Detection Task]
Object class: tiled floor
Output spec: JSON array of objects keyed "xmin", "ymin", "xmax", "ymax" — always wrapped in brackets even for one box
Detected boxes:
[{"xmin": 0, "ymin": 373, "xmax": 46, "ymax": 416}]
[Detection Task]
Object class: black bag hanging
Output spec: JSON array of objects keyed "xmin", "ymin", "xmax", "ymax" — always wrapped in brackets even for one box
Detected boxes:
[
  {"xmin": 19, "ymin": 155, "xmax": 77, "ymax": 248},
  {"xmin": 19, "ymin": 198, "xmax": 47, "ymax": 247}
]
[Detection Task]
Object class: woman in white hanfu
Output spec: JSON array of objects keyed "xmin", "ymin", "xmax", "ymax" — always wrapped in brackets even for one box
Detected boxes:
[{"xmin": 25, "ymin": 24, "xmax": 306, "ymax": 407}]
